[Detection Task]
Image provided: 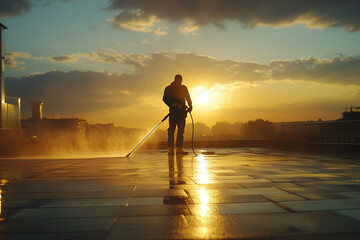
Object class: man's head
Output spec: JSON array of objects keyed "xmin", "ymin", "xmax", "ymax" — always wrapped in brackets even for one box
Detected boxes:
[{"xmin": 174, "ymin": 74, "xmax": 182, "ymax": 84}]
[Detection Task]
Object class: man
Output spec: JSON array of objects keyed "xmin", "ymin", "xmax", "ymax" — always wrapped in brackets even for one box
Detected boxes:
[{"xmin": 163, "ymin": 74, "xmax": 192, "ymax": 155}]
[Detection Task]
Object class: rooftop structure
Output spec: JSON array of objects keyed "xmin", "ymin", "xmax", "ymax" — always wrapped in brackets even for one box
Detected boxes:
[
  {"xmin": 0, "ymin": 23, "xmax": 21, "ymax": 130},
  {"xmin": 342, "ymin": 106, "xmax": 360, "ymax": 120}
]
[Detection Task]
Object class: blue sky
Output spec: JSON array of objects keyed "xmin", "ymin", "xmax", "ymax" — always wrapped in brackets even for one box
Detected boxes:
[{"xmin": 1, "ymin": 0, "xmax": 360, "ymax": 127}]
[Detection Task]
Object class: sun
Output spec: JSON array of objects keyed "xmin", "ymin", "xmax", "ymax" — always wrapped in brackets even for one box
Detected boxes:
[
  {"xmin": 192, "ymin": 86, "xmax": 211, "ymax": 107},
  {"xmin": 197, "ymin": 91, "xmax": 209, "ymax": 105}
]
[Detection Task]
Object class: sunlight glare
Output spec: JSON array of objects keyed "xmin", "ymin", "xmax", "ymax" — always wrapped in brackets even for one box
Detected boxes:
[
  {"xmin": 197, "ymin": 92, "xmax": 209, "ymax": 105},
  {"xmin": 192, "ymin": 86, "xmax": 212, "ymax": 108}
]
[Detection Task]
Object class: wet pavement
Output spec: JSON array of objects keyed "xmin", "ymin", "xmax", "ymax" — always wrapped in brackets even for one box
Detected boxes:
[{"xmin": 0, "ymin": 148, "xmax": 360, "ymax": 239}]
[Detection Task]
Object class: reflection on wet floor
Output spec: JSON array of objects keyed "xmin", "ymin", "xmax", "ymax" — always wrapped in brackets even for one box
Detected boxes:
[
  {"xmin": 0, "ymin": 148, "xmax": 360, "ymax": 239},
  {"xmin": 0, "ymin": 179, "xmax": 7, "ymax": 221},
  {"xmin": 0, "ymin": 189, "xmax": 2, "ymax": 220}
]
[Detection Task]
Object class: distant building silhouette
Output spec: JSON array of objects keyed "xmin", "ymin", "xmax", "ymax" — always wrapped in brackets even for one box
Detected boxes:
[
  {"xmin": 22, "ymin": 101, "xmax": 88, "ymax": 141},
  {"xmin": 342, "ymin": 106, "xmax": 360, "ymax": 120},
  {"xmin": 278, "ymin": 107, "xmax": 360, "ymax": 143},
  {"xmin": 31, "ymin": 101, "xmax": 44, "ymax": 121}
]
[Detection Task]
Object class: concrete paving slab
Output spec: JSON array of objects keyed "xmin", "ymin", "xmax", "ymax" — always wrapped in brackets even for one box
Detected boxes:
[
  {"xmin": 3, "ymin": 191, "xmax": 134, "ymax": 200},
  {"xmin": 217, "ymin": 202, "xmax": 287, "ymax": 214},
  {"xmin": 39, "ymin": 198, "xmax": 129, "ymax": 208},
  {"xmin": 337, "ymin": 191, "xmax": 360, "ymax": 198},
  {"xmin": 281, "ymin": 199, "xmax": 360, "ymax": 211},
  {"xmin": 0, "ymin": 232, "xmax": 108, "ymax": 240},
  {"xmin": 0, "ymin": 217, "xmax": 115, "ymax": 233},
  {"xmin": 279, "ymin": 185, "xmax": 359, "ymax": 194},
  {"xmin": 263, "ymin": 193, "xmax": 306, "ymax": 202},
  {"xmin": 218, "ymin": 178, "xmax": 271, "ymax": 183},
  {"xmin": 239, "ymin": 182, "xmax": 298, "ymax": 188},
  {"xmin": 7, "ymin": 205, "xmax": 190, "ymax": 219},
  {"xmin": 296, "ymin": 192, "xmax": 349, "ymax": 200},
  {"xmin": 127, "ymin": 197, "xmax": 164, "ymax": 206},
  {"xmin": 221, "ymin": 187, "xmax": 286, "ymax": 195},
  {"xmin": 197, "ymin": 183, "xmax": 243, "ymax": 189},
  {"xmin": 132, "ymin": 189, "xmax": 187, "ymax": 197},
  {"xmin": 1, "ymin": 148, "xmax": 360, "ymax": 239},
  {"xmin": 188, "ymin": 194, "xmax": 269, "ymax": 204},
  {"xmin": 336, "ymin": 209, "xmax": 360, "ymax": 221}
]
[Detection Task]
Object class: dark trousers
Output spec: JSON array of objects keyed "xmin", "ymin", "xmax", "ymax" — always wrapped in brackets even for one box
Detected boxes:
[{"xmin": 168, "ymin": 113, "xmax": 186, "ymax": 148}]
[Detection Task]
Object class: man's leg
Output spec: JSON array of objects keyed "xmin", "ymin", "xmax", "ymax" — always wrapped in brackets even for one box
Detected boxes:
[
  {"xmin": 176, "ymin": 117, "xmax": 185, "ymax": 148},
  {"xmin": 175, "ymin": 117, "xmax": 188, "ymax": 154}
]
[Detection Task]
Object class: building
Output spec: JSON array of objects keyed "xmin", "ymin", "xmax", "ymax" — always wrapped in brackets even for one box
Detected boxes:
[
  {"xmin": 0, "ymin": 23, "xmax": 22, "ymax": 156},
  {"xmin": 22, "ymin": 101, "xmax": 88, "ymax": 142}
]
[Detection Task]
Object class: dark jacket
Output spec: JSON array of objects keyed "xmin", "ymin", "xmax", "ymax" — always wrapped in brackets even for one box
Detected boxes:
[{"xmin": 163, "ymin": 82, "xmax": 192, "ymax": 115}]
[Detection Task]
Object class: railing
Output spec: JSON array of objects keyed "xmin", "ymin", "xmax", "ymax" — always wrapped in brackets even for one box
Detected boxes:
[{"xmin": 278, "ymin": 120, "xmax": 360, "ymax": 143}]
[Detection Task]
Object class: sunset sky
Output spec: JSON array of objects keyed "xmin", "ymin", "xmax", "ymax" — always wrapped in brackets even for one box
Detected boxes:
[{"xmin": 1, "ymin": 0, "xmax": 360, "ymax": 128}]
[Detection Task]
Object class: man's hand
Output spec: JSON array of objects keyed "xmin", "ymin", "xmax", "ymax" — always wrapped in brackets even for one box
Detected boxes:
[{"xmin": 188, "ymin": 105, "xmax": 193, "ymax": 112}]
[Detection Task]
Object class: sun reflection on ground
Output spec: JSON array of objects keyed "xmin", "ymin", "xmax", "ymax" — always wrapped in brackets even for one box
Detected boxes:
[
  {"xmin": 196, "ymin": 155, "xmax": 212, "ymax": 220},
  {"xmin": 194, "ymin": 156, "xmax": 213, "ymax": 238},
  {"xmin": 196, "ymin": 155, "xmax": 211, "ymax": 184},
  {"xmin": 199, "ymin": 187, "xmax": 210, "ymax": 217}
]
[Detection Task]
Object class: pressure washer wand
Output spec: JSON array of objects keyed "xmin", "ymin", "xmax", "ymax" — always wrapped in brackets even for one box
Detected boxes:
[{"xmin": 126, "ymin": 113, "xmax": 170, "ymax": 157}]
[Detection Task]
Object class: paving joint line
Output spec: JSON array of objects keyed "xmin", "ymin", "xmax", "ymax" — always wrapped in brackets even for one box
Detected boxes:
[{"xmin": 274, "ymin": 186, "xmax": 311, "ymax": 201}]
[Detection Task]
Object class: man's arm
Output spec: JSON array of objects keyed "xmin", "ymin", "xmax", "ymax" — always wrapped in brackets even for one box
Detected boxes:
[{"xmin": 184, "ymin": 86, "xmax": 193, "ymax": 112}]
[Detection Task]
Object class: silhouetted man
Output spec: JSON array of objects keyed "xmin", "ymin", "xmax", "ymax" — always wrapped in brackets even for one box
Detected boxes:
[{"xmin": 163, "ymin": 74, "xmax": 192, "ymax": 155}]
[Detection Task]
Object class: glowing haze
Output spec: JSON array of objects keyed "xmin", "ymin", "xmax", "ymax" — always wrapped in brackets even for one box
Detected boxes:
[{"xmin": 1, "ymin": 0, "xmax": 360, "ymax": 128}]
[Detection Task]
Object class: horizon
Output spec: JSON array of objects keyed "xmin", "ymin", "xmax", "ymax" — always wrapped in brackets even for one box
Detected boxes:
[{"xmin": 1, "ymin": 0, "xmax": 360, "ymax": 128}]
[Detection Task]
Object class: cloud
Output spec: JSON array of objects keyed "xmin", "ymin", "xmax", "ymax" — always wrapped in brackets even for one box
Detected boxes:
[
  {"xmin": 178, "ymin": 20, "xmax": 199, "ymax": 35},
  {"xmin": 85, "ymin": 51, "xmax": 150, "ymax": 69},
  {"xmin": 4, "ymin": 52, "xmax": 31, "ymax": 69},
  {"xmin": 5, "ymin": 52, "xmax": 360, "ymax": 126},
  {"xmin": 0, "ymin": 0, "xmax": 73, "ymax": 18},
  {"xmin": 48, "ymin": 55, "xmax": 79, "ymax": 63},
  {"xmin": 48, "ymin": 51, "xmax": 151, "ymax": 67},
  {"xmin": 6, "ymin": 51, "xmax": 360, "ymax": 86},
  {"xmin": 6, "ymin": 70, "xmax": 136, "ymax": 117},
  {"xmin": 0, "ymin": 0, "xmax": 31, "ymax": 18},
  {"xmin": 106, "ymin": 9, "xmax": 168, "ymax": 35},
  {"xmin": 107, "ymin": 0, "xmax": 360, "ymax": 32},
  {"xmin": 269, "ymin": 56, "xmax": 360, "ymax": 85},
  {"xmin": 6, "ymin": 51, "xmax": 151, "ymax": 69}
]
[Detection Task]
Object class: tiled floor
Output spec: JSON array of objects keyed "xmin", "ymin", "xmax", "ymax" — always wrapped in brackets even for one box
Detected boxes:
[{"xmin": 0, "ymin": 148, "xmax": 360, "ymax": 239}]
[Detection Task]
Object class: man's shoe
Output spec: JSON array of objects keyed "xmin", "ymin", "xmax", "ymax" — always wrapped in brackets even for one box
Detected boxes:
[
  {"xmin": 176, "ymin": 147, "xmax": 188, "ymax": 155},
  {"xmin": 168, "ymin": 148, "xmax": 175, "ymax": 155}
]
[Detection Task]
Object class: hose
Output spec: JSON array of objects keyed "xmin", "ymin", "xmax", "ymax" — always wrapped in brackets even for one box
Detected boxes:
[{"xmin": 189, "ymin": 111, "xmax": 198, "ymax": 156}]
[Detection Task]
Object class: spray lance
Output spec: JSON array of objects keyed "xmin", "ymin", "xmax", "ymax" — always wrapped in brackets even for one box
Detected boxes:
[
  {"xmin": 126, "ymin": 113, "xmax": 170, "ymax": 157},
  {"xmin": 125, "ymin": 108, "xmax": 215, "ymax": 157}
]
